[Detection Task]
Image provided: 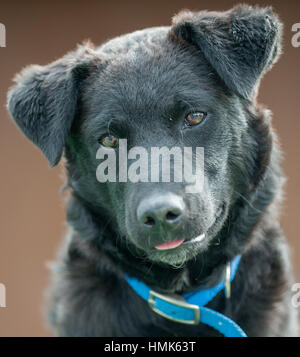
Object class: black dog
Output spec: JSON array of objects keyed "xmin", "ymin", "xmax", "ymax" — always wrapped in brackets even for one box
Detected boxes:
[{"xmin": 7, "ymin": 4, "xmax": 299, "ymax": 336}]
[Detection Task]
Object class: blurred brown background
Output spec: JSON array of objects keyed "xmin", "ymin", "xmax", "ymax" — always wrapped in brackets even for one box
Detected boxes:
[{"xmin": 0, "ymin": 0, "xmax": 299, "ymax": 336}]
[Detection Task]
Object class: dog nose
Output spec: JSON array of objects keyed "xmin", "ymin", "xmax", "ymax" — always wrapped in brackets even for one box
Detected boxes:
[{"xmin": 137, "ymin": 193, "xmax": 185, "ymax": 231}]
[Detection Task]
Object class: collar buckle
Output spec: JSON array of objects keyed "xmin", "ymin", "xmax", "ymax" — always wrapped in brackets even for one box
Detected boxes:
[
  {"xmin": 225, "ymin": 261, "xmax": 231, "ymax": 299},
  {"xmin": 148, "ymin": 290, "xmax": 200, "ymax": 325}
]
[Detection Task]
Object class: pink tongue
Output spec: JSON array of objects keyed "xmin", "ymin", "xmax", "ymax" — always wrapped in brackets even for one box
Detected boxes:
[{"xmin": 155, "ymin": 239, "xmax": 185, "ymax": 250}]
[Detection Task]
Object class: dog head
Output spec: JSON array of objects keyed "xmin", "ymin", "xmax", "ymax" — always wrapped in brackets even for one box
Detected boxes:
[{"xmin": 7, "ymin": 5, "xmax": 283, "ymax": 267}]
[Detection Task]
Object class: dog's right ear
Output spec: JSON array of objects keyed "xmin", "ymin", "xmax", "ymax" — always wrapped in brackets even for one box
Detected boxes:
[
  {"xmin": 170, "ymin": 5, "xmax": 283, "ymax": 100},
  {"xmin": 7, "ymin": 43, "xmax": 100, "ymax": 167}
]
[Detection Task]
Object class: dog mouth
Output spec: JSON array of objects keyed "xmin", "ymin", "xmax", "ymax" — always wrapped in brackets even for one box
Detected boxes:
[
  {"xmin": 154, "ymin": 233, "xmax": 206, "ymax": 251},
  {"xmin": 145, "ymin": 233, "xmax": 208, "ymax": 267}
]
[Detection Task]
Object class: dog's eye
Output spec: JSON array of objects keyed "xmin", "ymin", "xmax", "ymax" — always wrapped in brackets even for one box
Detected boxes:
[
  {"xmin": 185, "ymin": 112, "xmax": 206, "ymax": 126},
  {"xmin": 99, "ymin": 135, "xmax": 119, "ymax": 148}
]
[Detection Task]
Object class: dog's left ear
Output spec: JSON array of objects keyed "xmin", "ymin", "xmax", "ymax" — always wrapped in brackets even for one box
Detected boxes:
[
  {"xmin": 7, "ymin": 43, "xmax": 100, "ymax": 167},
  {"xmin": 170, "ymin": 5, "xmax": 283, "ymax": 100}
]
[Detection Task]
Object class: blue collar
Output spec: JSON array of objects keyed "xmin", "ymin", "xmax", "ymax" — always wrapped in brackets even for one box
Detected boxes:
[{"xmin": 125, "ymin": 255, "xmax": 247, "ymax": 337}]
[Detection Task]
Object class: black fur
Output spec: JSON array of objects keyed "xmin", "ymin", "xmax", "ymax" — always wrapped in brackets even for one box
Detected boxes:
[
  {"xmin": 7, "ymin": 44, "xmax": 99, "ymax": 166},
  {"xmin": 171, "ymin": 5, "xmax": 283, "ymax": 100},
  {"xmin": 7, "ymin": 5, "xmax": 299, "ymax": 336}
]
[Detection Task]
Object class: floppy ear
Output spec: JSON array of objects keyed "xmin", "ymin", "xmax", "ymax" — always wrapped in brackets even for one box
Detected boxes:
[
  {"xmin": 170, "ymin": 5, "xmax": 283, "ymax": 100},
  {"xmin": 7, "ymin": 43, "xmax": 100, "ymax": 167}
]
